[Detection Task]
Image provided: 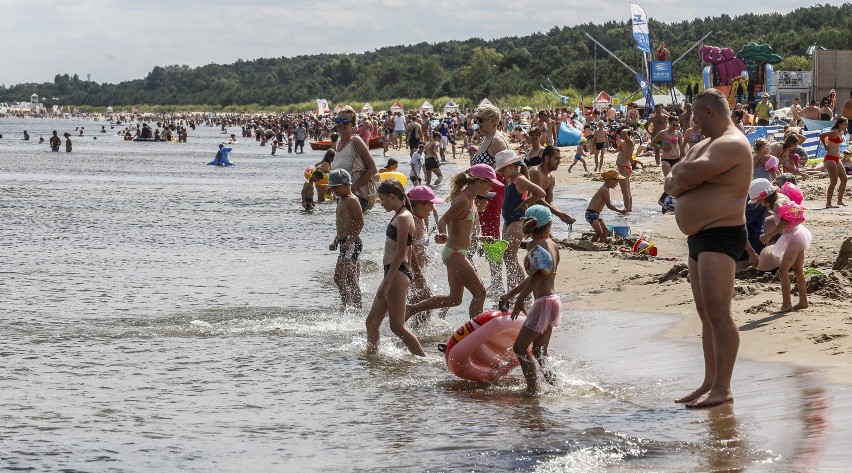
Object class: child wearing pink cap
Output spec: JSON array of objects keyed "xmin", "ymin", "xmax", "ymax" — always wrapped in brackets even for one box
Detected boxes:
[{"xmin": 406, "ymin": 165, "xmax": 502, "ymax": 321}]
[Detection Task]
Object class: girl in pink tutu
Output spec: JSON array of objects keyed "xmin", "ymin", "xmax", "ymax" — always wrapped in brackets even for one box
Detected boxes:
[{"xmin": 750, "ymin": 178, "xmax": 811, "ymax": 312}]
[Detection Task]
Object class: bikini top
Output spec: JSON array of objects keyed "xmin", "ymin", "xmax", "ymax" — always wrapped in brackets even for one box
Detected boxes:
[
  {"xmin": 664, "ymin": 133, "xmax": 680, "ymax": 144},
  {"xmin": 827, "ymin": 135, "xmax": 843, "ymax": 144},
  {"xmin": 387, "ymin": 208, "xmax": 413, "ymax": 246},
  {"xmin": 524, "ymin": 245, "xmax": 555, "ymax": 276},
  {"xmin": 455, "ymin": 201, "xmax": 476, "ymax": 221}
]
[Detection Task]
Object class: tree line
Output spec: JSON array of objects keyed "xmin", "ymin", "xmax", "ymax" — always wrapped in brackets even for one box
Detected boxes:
[{"xmin": 1, "ymin": 4, "xmax": 849, "ymax": 111}]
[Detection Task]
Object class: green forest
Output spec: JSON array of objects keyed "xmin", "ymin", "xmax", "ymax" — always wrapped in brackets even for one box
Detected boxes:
[{"xmin": 2, "ymin": 4, "xmax": 850, "ymax": 112}]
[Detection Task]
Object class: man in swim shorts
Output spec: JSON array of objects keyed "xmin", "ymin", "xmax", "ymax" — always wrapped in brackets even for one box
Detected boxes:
[{"xmin": 664, "ymin": 89, "xmax": 752, "ymax": 409}]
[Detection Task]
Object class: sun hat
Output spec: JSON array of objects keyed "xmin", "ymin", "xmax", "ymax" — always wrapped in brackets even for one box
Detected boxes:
[
  {"xmin": 468, "ymin": 163, "xmax": 504, "ymax": 187},
  {"xmin": 475, "ymin": 191, "xmax": 496, "ymax": 200},
  {"xmin": 748, "ymin": 178, "xmax": 775, "ymax": 203},
  {"xmin": 327, "ymin": 168, "xmax": 352, "ymax": 187},
  {"xmin": 408, "ymin": 185, "xmax": 444, "ymax": 203},
  {"xmin": 494, "ymin": 149, "xmax": 522, "ymax": 171},
  {"xmin": 601, "ymin": 169, "xmax": 626, "ymax": 180},
  {"xmin": 524, "ymin": 205, "xmax": 552, "ymax": 227}
]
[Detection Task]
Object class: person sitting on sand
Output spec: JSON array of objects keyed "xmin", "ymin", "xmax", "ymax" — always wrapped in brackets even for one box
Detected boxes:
[{"xmin": 586, "ymin": 170, "xmax": 628, "ymax": 242}]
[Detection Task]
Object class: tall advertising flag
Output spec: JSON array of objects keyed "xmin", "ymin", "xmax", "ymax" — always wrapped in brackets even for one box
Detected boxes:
[{"xmin": 630, "ymin": 4, "xmax": 651, "ymax": 54}]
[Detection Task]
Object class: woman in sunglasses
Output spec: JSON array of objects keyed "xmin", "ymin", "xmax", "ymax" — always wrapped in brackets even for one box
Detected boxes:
[
  {"xmin": 470, "ymin": 102, "xmax": 510, "ymax": 294},
  {"xmin": 330, "ymin": 106, "xmax": 379, "ymax": 211}
]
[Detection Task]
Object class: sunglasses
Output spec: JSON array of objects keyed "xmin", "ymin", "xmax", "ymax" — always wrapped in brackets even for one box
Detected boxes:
[{"xmin": 334, "ymin": 117, "xmax": 353, "ymax": 125}]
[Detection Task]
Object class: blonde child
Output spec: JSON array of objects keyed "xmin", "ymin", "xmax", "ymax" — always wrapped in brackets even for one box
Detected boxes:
[
  {"xmin": 499, "ymin": 205, "xmax": 561, "ymax": 393},
  {"xmin": 301, "ymin": 170, "xmax": 323, "ymax": 213},
  {"xmin": 585, "ymin": 170, "xmax": 628, "ymax": 242},
  {"xmin": 567, "ymin": 137, "xmax": 589, "ymax": 173},
  {"xmin": 365, "ymin": 179, "xmax": 426, "ymax": 356},
  {"xmin": 327, "ymin": 169, "xmax": 364, "ymax": 310},
  {"xmin": 495, "ymin": 150, "xmax": 547, "ymax": 292},
  {"xmin": 751, "ymin": 178, "xmax": 811, "ymax": 312},
  {"xmin": 406, "ymin": 164, "xmax": 501, "ymax": 320}
]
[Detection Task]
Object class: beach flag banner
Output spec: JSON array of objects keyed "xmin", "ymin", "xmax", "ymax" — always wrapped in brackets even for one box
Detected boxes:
[
  {"xmin": 636, "ymin": 73, "xmax": 655, "ymax": 109},
  {"xmin": 651, "ymin": 61, "xmax": 673, "ymax": 83},
  {"xmin": 630, "ymin": 4, "xmax": 651, "ymax": 54},
  {"xmin": 316, "ymin": 99, "xmax": 330, "ymax": 116}
]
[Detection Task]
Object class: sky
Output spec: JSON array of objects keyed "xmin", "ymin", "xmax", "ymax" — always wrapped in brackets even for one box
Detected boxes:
[{"xmin": 0, "ymin": 0, "xmax": 842, "ymax": 87}]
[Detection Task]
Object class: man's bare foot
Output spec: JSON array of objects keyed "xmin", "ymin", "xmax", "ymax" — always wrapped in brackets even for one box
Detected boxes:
[
  {"xmin": 685, "ymin": 391, "xmax": 733, "ymax": 409},
  {"xmin": 825, "ymin": 204, "xmax": 838, "ymax": 209},
  {"xmin": 793, "ymin": 301, "xmax": 809, "ymax": 310},
  {"xmin": 838, "ymin": 201, "xmax": 846, "ymax": 206},
  {"xmin": 778, "ymin": 304, "xmax": 794, "ymax": 313},
  {"xmin": 675, "ymin": 385, "xmax": 710, "ymax": 403}
]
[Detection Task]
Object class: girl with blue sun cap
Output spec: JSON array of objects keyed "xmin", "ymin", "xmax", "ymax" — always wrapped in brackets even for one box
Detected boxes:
[{"xmin": 499, "ymin": 204, "xmax": 562, "ymax": 393}]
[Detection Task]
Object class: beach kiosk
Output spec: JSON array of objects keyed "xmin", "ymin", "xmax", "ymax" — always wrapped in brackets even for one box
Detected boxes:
[
  {"xmin": 592, "ymin": 91, "xmax": 612, "ymax": 111},
  {"xmin": 361, "ymin": 103, "xmax": 374, "ymax": 114},
  {"xmin": 420, "ymin": 101, "xmax": 434, "ymax": 114},
  {"xmin": 443, "ymin": 100, "xmax": 459, "ymax": 114},
  {"xmin": 390, "ymin": 101, "xmax": 404, "ymax": 114}
]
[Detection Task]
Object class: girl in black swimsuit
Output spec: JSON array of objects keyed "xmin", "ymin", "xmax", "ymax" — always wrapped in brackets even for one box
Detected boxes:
[{"xmin": 365, "ymin": 179, "xmax": 425, "ymax": 356}]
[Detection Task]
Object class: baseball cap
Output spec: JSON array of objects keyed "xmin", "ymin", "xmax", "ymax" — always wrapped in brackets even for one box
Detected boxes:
[
  {"xmin": 468, "ymin": 163, "xmax": 504, "ymax": 187},
  {"xmin": 494, "ymin": 149, "xmax": 522, "ymax": 171},
  {"xmin": 748, "ymin": 178, "xmax": 775, "ymax": 203},
  {"xmin": 524, "ymin": 205, "xmax": 552, "ymax": 227},
  {"xmin": 601, "ymin": 169, "xmax": 626, "ymax": 181},
  {"xmin": 408, "ymin": 185, "xmax": 444, "ymax": 203},
  {"xmin": 475, "ymin": 191, "xmax": 496, "ymax": 200},
  {"xmin": 327, "ymin": 168, "xmax": 352, "ymax": 187}
]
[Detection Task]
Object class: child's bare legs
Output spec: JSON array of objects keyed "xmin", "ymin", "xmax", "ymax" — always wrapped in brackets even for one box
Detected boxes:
[
  {"xmin": 503, "ymin": 222, "xmax": 524, "ymax": 292},
  {"xmin": 591, "ymin": 218, "xmax": 608, "ymax": 242},
  {"xmin": 791, "ymin": 250, "xmax": 808, "ymax": 309},
  {"xmin": 580, "ymin": 158, "xmax": 589, "ymax": 172},
  {"xmin": 366, "ymin": 272, "xmax": 425, "ymax": 356},
  {"xmin": 424, "ymin": 169, "xmax": 432, "ymax": 186},
  {"xmin": 336, "ymin": 258, "xmax": 361, "ymax": 309},
  {"xmin": 406, "ymin": 254, "xmax": 486, "ymax": 320},
  {"xmin": 567, "ymin": 160, "xmax": 576, "ymax": 172},
  {"xmin": 778, "ymin": 247, "xmax": 808, "ymax": 312},
  {"xmin": 532, "ymin": 327, "xmax": 555, "ymax": 385},
  {"xmin": 513, "ymin": 326, "xmax": 540, "ymax": 393},
  {"xmin": 432, "ymin": 167, "xmax": 443, "ymax": 184}
]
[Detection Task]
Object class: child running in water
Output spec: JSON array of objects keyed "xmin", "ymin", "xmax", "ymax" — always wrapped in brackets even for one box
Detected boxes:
[
  {"xmin": 327, "ymin": 169, "xmax": 364, "ymax": 310},
  {"xmin": 751, "ymin": 178, "xmax": 811, "ymax": 312},
  {"xmin": 499, "ymin": 205, "xmax": 561, "ymax": 394},
  {"xmin": 302, "ymin": 170, "xmax": 324, "ymax": 213},
  {"xmin": 586, "ymin": 170, "xmax": 628, "ymax": 242},
  {"xmin": 405, "ymin": 164, "xmax": 501, "ymax": 320},
  {"xmin": 365, "ymin": 179, "xmax": 426, "ymax": 356}
]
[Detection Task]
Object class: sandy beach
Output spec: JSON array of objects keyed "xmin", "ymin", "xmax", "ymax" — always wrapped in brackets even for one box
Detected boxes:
[{"xmin": 386, "ymin": 143, "xmax": 852, "ymax": 384}]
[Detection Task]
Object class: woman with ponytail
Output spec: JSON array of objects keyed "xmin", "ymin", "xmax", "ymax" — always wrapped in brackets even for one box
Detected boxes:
[{"xmin": 366, "ymin": 179, "xmax": 425, "ymax": 356}]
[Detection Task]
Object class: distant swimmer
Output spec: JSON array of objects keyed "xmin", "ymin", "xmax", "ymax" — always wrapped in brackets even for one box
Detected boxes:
[
  {"xmin": 39, "ymin": 136, "xmax": 45, "ymax": 143},
  {"xmin": 207, "ymin": 143, "xmax": 234, "ymax": 166},
  {"xmin": 64, "ymin": 133, "xmax": 72, "ymax": 152},
  {"xmin": 50, "ymin": 131, "xmax": 61, "ymax": 151},
  {"xmin": 23, "ymin": 130, "xmax": 30, "ymax": 141}
]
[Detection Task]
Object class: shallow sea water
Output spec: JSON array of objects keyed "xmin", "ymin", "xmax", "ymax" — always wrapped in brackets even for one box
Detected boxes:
[{"xmin": 1, "ymin": 118, "xmax": 850, "ymax": 472}]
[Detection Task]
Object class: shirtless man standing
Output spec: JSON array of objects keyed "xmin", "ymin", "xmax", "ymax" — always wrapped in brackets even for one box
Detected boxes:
[
  {"xmin": 645, "ymin": 104, "xmax": 670, "ymax": 165},
  {"xmin": 528, "ymin": 146, "xmax": 576, "ymax": 226},
  {"xmin": 664, "ymin": 89, "xmax": 752, "ymax": 409}
]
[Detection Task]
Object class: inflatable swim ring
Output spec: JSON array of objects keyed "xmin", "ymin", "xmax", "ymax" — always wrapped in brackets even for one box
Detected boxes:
[
  {"xmin": 445, "ymin": 310, "xmax": 527, "ymax": 382},
  {"xmin": 304, "ymin": 166, "xmax": 329, "ymax": 186},
  {"xmin": 379, "ymin": 171, "xmax": 408, "ymax": 187}
]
